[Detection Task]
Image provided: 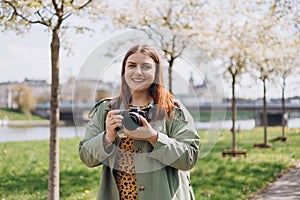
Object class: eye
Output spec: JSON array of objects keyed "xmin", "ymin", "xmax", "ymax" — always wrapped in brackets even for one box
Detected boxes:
[
  {"xmin": 141, "ymin": 65, "xmax": 152, "ymax": 69},
  {"xmin": 127, "ymin": 64, "xmax": 136, "ymax": 68}
]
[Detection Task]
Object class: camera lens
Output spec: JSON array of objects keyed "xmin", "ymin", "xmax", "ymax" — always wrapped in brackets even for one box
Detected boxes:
[{"xmin": 122, "ymin": 112, "xmax": 140, "ymax": 130}]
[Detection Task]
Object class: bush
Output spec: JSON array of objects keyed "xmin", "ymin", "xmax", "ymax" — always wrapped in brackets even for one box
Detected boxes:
[{"xmin": 14, "ymin": 84, "xmax": 36, "ymax": 115}]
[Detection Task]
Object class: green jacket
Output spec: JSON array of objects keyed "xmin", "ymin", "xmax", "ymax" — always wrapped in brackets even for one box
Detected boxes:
[{"xmin": 79, "ymin": 98, "xmax": 200, "ymax": 200}]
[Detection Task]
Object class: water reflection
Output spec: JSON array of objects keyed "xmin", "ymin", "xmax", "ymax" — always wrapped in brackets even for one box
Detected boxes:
[
  {"xmin": 195, "ymin": 119, "xmax": 256, "ymax": 130},
  {"xmin": 0, "ymin": 126, "xmax": 85, "ymax": 142}
]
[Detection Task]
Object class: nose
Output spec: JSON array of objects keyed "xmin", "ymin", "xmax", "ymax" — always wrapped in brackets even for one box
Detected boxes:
[{"xmin": 134, "ymin": 66, "xmax": 143, "ymax": 75}]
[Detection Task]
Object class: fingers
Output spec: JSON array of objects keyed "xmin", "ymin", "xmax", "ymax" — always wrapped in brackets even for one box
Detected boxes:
[
  {"xmin": 106, "ymin": 110, "xmax": 123, "ymax": 130},
  {"xmin": 139, "ymin": 115, "xmax": 149, "ymax": 126},
  {"xmin": 106, "ymin": 117, "xmax": 123, "ymax": 127},
  {"xmin": 106, "ymin": 110, "xmax": 122, "ymax": 121},
  {"xmin": 107, "ymin": 109, "xmax": 121, "ymax": 117},
  {"xmin": 123, "ymin": 124, "xmax": 155, "ymax": 141}
]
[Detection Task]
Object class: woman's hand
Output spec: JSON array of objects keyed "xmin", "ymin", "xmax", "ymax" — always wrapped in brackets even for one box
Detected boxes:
[
  {"xmin": 105, "ymin": 110, "xmax": 123, "ymax": 143},
  {"xmin": 123, "ymin": 115, "xmax": 158, "ymax": 146}
]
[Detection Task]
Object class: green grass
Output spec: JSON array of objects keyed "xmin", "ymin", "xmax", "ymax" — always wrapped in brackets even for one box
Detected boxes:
[
  {"xmin": 193, "ymin": 127, "xmax": 300, "ymax": 199},
  {"xmin": 191, "ymin": 110, "xmax": 255, "ymax": 121},
  {"xmin": 0, "ymin": 139, "xmax": 99, "ymax": 200},
  {"xmin": 0, "ymin": 108, "xmax": 45, "ymax": 120},
  {"xmin": 0, "ymin": 127, "xmax": 299, "ymax": 199}
]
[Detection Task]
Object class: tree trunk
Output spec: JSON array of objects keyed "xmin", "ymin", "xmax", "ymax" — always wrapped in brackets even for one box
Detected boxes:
[
  {"xmin": 48, "ymin": 29, "xmax": 60, "ymax": 200},
  {"xmin": 231, "ymin": 73, "xmax": 237, "ymax": 154},
  {"xmin": 168, "ymin": 58, "xmax": 174, "ymax": 94},
  {"xmin": 281, "ymin": 75, "xmax": 286, "ymax": 140},
  {"xmin": 263, "ymin": 78, "xmax": 268, "ymax": 146}
]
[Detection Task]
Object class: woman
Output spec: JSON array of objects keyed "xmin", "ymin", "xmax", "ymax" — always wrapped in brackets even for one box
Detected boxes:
[{"xmin": 79, "ymin": 44, "xmax": 200, "ymax": 200}]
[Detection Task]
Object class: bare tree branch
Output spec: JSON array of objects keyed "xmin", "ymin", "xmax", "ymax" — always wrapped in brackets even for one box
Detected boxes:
[
  {"xmin": 73, "ymin": 0, "xmax": 93, "ymax": 10},
  {"xmin": 3, "ymin": 0, "xmax": 49, "ymax": 27},
  {"xmin": 52, "ymin": 0, "xmax": 59, "ymax": 13}
]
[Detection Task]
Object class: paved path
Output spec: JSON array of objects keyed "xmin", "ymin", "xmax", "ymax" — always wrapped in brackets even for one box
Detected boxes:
[{"xmin": 253, "ymin": 162, "xmax": 300, "ymax": 200}]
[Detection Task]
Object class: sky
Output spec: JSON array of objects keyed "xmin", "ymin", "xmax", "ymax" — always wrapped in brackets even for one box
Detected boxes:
[
  {"xmin": 0, "ymin": 22, "xmax": 221, "ymax": 98},
  {"xmin": 0, "ymin": 24, "xmax": 108, "ymax": 83},
  {"xmin": 0, "ymin": 21, "xmax": 299, "ymax": 100}
]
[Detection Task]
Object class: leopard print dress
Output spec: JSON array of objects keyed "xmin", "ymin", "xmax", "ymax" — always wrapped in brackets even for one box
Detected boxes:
[
  {"xmin": 114, "ymin": 135, "xmax": 139, "ymax": 200},
  {"xmin": 114, "ymin": 104, "xmax": 151, "ymax": 200}
]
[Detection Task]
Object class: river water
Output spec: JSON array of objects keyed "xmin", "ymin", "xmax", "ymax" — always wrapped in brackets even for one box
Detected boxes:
[
  {"xmin": 195, "ymin": 118, "xmax": 300, "ymax": 130},
  {"xmin": 0, "ymin": 118, "xmax": 299, "ymax": 142},
  {"xmin": 0, "ymin": 126, "xmax": 86, "ymax": 143}
]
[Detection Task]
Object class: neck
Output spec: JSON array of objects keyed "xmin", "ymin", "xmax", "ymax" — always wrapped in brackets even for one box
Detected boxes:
[{"xmin": 130, "ymin": 92, "xmax": 151, "ymax": 106}]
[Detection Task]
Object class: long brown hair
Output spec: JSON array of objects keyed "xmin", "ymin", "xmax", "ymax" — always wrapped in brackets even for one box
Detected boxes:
[{"xmin": 117, "ymin": 44, "xmax": 174, "ymax": 120}]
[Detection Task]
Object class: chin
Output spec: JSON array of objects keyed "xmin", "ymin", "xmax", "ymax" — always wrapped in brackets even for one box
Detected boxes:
[{"xmin": 129, "ymin": 86, "xmax": 150, "ymax": 93}]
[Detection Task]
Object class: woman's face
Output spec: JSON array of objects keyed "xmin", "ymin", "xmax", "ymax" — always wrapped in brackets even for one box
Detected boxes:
[{"xmin": 124, "ymin": 52, "xmax": 156, "ymax": 94}]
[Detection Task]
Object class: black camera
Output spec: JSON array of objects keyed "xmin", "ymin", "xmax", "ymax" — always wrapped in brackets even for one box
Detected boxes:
[{"xmin": 119, "ymin": 106, "xmax": 149, "ymax": 131}]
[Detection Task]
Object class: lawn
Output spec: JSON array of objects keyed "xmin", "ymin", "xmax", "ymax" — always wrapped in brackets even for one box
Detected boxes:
[
  {"xmin": 193, "ymin": 127, "xmax": 300, "ymax": 199},
  {"xmin": 0, "ymin": 108, "xmax": 45, "ymax": 120},
  {"xmin": 190, "ymin": 110, "xmax": 255, "ymax": 121},
  {"xmin": 0, "ymin": 127, "xmax": 299, "ymax": 199}
]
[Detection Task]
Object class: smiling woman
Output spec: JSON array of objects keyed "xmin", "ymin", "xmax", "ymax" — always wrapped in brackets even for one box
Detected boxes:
[
  {"xmin": 124, "ymin": 52, "xmax": 156, "ymax": 95},
  {"xmin": 79, "ymin": 44, "xmax": 200, "ymax": 200}
]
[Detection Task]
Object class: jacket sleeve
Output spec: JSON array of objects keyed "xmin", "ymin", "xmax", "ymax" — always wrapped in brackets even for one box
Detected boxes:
[
  {"xmin": 78, "ymin": 100, "xmax": 115, "ymax": 168},
  {"xmin": 148, "ymin": 103, "xmax": 200, "ymax": 171}
]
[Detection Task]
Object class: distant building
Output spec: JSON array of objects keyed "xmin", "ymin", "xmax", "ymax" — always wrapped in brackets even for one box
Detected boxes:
[
  {"xmin": 0, "ymin": 79, "xmax": 50, "ymax": 108},
  {"xmin": 0, "ymin": 82, "xmax": 16, "ymax": 108},
  {"xmin": 179, "ymin": 72, "xmax": 218, "ymax": 106},
  {"xmin": 0, "ymin": 77, "xmax": 119, "ymax": 108},
  {"xmin": 287, "ymin": 97, "xmax": 300, "ymax": 105},
  {"xmin": 63, "ymin": 77, "xmax": 119, "ymax": 103},
  {"xmin": 24, "ymin": 78, "xmax": 50, "ymax": 101}
]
